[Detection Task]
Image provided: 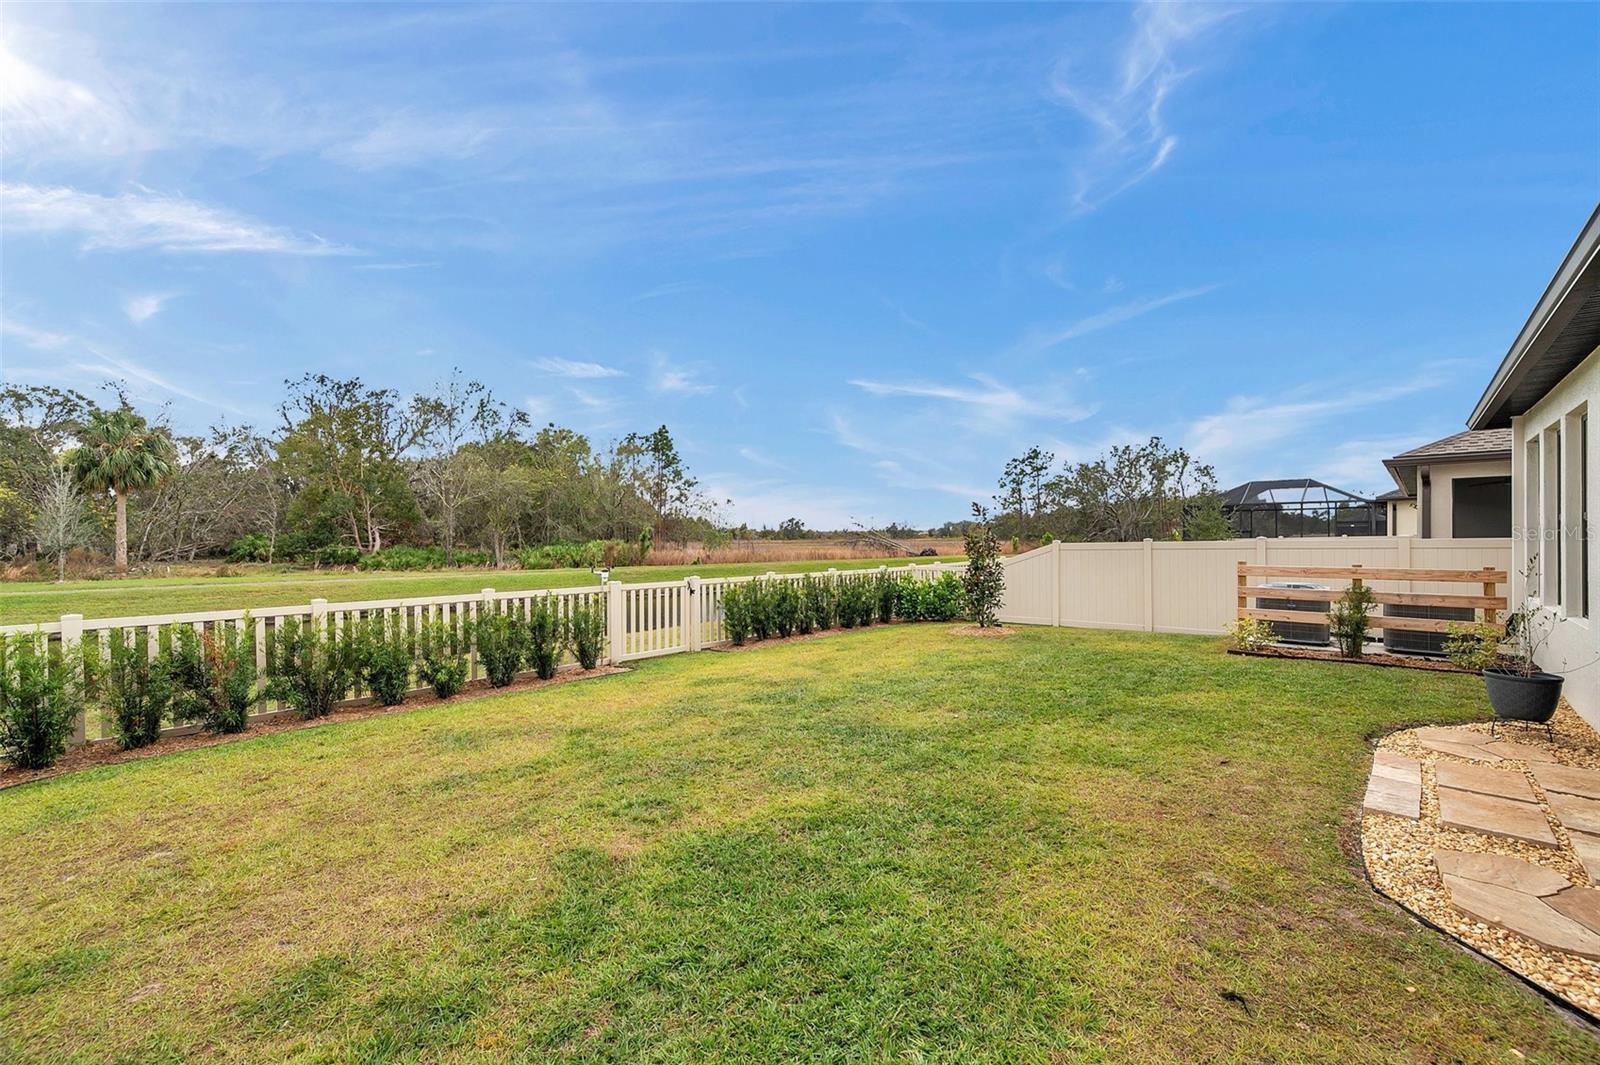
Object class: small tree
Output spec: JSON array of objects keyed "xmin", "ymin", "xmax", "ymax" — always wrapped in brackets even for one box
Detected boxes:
[
  {"xmin": 962, "ymin": 503, "xmax": 1005, "ymax": 628},
  {"xmin": 34, "ymin": 466, "xmax": 94, "ymax": 582},
  {"xmin": 1330, "ymin": 583, "xmax": 1378, "ymax": 657},
  {"xmin": 68, "ymin": 407, "xmax": 176, "ymax": 574}
]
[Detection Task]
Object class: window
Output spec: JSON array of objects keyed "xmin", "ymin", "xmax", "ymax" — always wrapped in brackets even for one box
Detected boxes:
[
  {"xmin": 1573, "ymin": 408, "xmax": 1590, "ymax": 618},
  {"xmin": 1584, "ymin": 413, "xmax": 1590, "ymax": 617},
  {"xmin": 1526, "ymin": 436, "xmax": 1542, "ymax": 597}
]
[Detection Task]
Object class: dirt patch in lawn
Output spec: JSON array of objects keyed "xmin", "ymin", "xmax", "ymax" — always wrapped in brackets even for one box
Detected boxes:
[
  {"xmin": 948, "ymin": 625, "xmax": 1016, "ymax": 638},
  {"xmin": 0, "ymin": 665, "xmax": 628, "ymax": 791},
  {"xmin": 1229, "ymin": 646, "xmax": 1470, "ymax": 673}
]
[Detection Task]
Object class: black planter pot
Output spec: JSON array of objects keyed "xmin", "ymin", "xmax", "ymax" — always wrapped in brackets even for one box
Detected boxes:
[{"xmin": 1482, "ymin": 667, "xmax": 1563, "ymax": 724}]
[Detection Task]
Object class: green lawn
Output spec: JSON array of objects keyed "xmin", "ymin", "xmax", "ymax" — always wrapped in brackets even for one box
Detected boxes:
[
  {"xmin": 0, "ymin": 556, "xmax": 962, "ymax": 625},
  {"xmin": 2, "ymin": 626, "xmax": 1594, "ymax": 1063}
]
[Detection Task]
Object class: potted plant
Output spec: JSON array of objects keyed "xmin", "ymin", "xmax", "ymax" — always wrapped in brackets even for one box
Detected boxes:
[{"xmin": 1444, "ymin": 559, "xmax": 1562, "ymax": 728}]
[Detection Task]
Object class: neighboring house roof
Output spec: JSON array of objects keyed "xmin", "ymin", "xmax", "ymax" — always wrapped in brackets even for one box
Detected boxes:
[
  {"xmin": 1220, "ymin": 479, "xmax": 1375, "ymax": 508},
  {"xmin": 1383, "ymin": 428, "xmax": 1514, "ymax": 495},
  {"xmin": 1470, "ymin": 204, "xmax": 1600, "ymax": 430},
  {"xmin": 1375, "ymin": 488, "xmax": 1411, "ymax": 502}
]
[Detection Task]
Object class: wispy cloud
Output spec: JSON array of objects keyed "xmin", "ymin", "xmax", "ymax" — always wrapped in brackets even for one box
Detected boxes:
[
  {"xmin": 738, "ymin": 445, "xmax": 787, "ymax": 470},
  {"xmin": 1019, "ymin": 284, "xmax": 1218, "ymax": 351},
  {"xmin": 123, "ymin": 292, "xmax": 176, "ymax": 324},
  {"xmin": 0, "ymin": 37, "xmax": 146, "ymax": 158},
  {"xmin": 351, "ymin": 260, "xmax": 441, "ymax": 272},
  {"xmin": 1186, "ymin": 364, "xmax": 1462, "ymax": 471},
  {"xmin": 1049, "ymin": 3, "xmax": 1240, "ymax": 214},
  {"xmin": 849, "ymin": 372, "xmax": 1095, "ymax": 427},
  {"xmin": 652, "ymin": 353, "xmax": 715, "ymax": 396},
  {"xmin": 529, "ymin": 356, "xmax": 625, "ymax": 379},
  {"xmin": 1, "ymin": 319, "xmax": 77, "ymax": 352},
  {"xmin": 323, "ymin": 110, "xmax": 503, "ymax": 170},
  {"xmin": 628, "ymin": 281, "xmax": 707, "ymax": 304},
  {"xmin": 2, "ymin": 184, "xmax": 350, "ymax": 256},
  {"xmin": 828, "ymin": 412, "xmax": 990, "ymax": 500}
]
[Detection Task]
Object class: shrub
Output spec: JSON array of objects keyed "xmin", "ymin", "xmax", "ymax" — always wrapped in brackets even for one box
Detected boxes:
[
  {"xmin": 528, "ymin": 598, "xmax": 564, "ymax": 680},
  {"xmin": 838, "ymin": 579, "xmax": 874, "ymax": 628},
  {"xmin": 308, "ymin": 544, "xmax": 361, "ymax": 568},
  {"xmin": 475, "ymin": 609, "xmax": 527, "ymax": 687},
  {"xmin": 749, "ymin": 580, "xmax": 774, "ymax": 641},
  {"xmin": 802, "ymin": 575, "xmax": 836, "ymax": 631},
  {"xmin": 1226, "ymin": 617, "xmax": 1278, "ymax": 653},
  {"xmin": 962, "ymin": 505, "xmax": 1005, "ymax": 628},
  {"xmin": 104, "ymin": 628, "xmax": 173, "ymax": 749},
  {"xmin": 722, "ymin": 584, "xmax": 753, "ymax": 645},
  {"xmin": 568, "ymin": 602, "xmax": 606, "ymax": 670},
  {"xmin": 226, "ymin": 533, "xmax": 273, "ymax": 563},
  {"xmin": 515, "ymin": 540, "xmax": 639, "ymax": 570},
  {"xmin": 0, "ymin": 634, "xmax": 81, "ymax": 769},
  {"xmin": 1445, "ymin": 622, "xmax": 1504, "ymax": 672},
  {"xmin": 770, "ymin": 581, "xmax": 800, "ymax": 638},
  {"xmin": 417, "ymin": 620, "xmax": 468, "ymax": 699},
  {"xmin": 875, "ymin": 572, "xmax": 897, "ymax": 624},
  {"xmin": 170, "ymin": 620, "xmax": 258, "ymax": 734},
  {"xmin": 922, "ymin": 574, "xmax": 966, "ymax": 621},
  {"xmin": 1330, "ymin": 583, "xmax": 1378, "ymax": 657},
  {"xmin": 266, "ymin": 618, "xmax": 357, "ymax": 719},
  {"xmin": 356, "ymin": 617, "xmax": 412, "ymax": 706},
  {"xmin": 794, "ymin": 578, "xmax": 817, "ymax": 636}
]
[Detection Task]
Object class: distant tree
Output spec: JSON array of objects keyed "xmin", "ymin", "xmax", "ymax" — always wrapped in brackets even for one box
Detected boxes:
[
  {"xmin": 67, "ymin": 407, "xmax": 176, "ymax": 574},
  {"xmin": 414, "ymin": 371, "xmax": 524, "ymax": 565},
  {"xmin": 0, "ymin": 385, "xmax": 100, "ymax": 557},
  {"xmin": 777, "ymin": 517, "xmax": 807, "ymax": 540},
  {"xmin": 621, "ymin": 425, "xmax": 699, "ymax": 540},
  {"xmin": 996, "ymin": 446, "xmax": 1054, "ymax": 540},
  {"xmin": 276, "ymin": 375, "xmax": 429, "ymax": 554},
  {"xmin": 34, "ymin": 467, "xmax": 94, "ymax": 582},
  {"xmin": 962, "ymin": 503, "xmax": 1005, "ymax": 627},
  {"xmin": 1050, "ymin": 436, "xmax": 1221, "ymax": 542}
]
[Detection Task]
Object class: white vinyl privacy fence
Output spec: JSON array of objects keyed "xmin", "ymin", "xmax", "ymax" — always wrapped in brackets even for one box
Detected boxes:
[
  {"xmin": 1, "ymin": 563, "xmax": 966, "ymax": 746},
  {"xmin": 997, "ymin": 536, "xmax": 1513, "ymax": 634}
]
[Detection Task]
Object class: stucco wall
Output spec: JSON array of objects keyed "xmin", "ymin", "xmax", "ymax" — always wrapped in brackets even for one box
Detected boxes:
[
  {"xmin": 1428, "ymin": 459, "xmax": 1513, "ymax": 537},
  {"xmin": 1513, "ymin": 342, "xmax": 1600, "ymax": 728},
  {"xmin": 1389, "ymin": 500, "xmax": 1419, "ymax": 537}
]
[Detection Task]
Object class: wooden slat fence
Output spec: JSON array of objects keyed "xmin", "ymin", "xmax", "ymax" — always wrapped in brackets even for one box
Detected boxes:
[{"xmin": 1236, "ymin": 562, "xmax": 1507, "ymax": 634}]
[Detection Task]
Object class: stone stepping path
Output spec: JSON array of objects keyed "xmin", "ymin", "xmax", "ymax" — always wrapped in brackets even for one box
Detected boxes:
[
  {"xmin": 1363, "ymin": 751, "xmax": 1421, "ymax": 818},
  {"xmin": 1437, "ymin": 787, "xmax": 1559, "ymax": 847},
  {"xmin": 1434, "ymin": 759, "xmax": 1536, "ymax": 802},
  {"xmin": 1435, "ymin": 849, "xmax": 1600, "ymax": 960}
]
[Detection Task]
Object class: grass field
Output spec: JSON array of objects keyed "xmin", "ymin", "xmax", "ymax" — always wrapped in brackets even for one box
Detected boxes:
[
  {"xmin": 0, "ymin": 556, "xmax": 962, "ymax": 625},
  {"xmin": 2, "ymin": 626, "xmax": 1593, "ymax": 1062}
]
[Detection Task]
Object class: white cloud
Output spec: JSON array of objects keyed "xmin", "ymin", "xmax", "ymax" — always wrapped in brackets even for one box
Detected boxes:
[
  {"xmin": 737, "ymin": 446, "xmax": 787, "ymax": 470},
  {"xmin": 2, "ymin": 319, "xmax": 76, "ymax": 351},
  {"xmin": 651, "ymin": 353, "xmax": 715, "ymax": 396},
  {"xmin": 849, "ymin": 372, "xmax": 1095, "ymax": 428},
  {"xmin": 1049, "ymin": 3, "xmax": 1240, "ymax": 213},
  {"xmin": 0, "ymin": 37, "xmax": 146, "ymax": 158},
  {"xmin": 529, "ymin": 356, "xmax": 625, "ymax": 379},
  {"xmin": 324, "ymin": 110, "xmax": 502, "ymax": 170},
  {"xmin": 1, "ymin": 183, "xmax": 350, "ymax": 255},
  {"xmin": 828, "ymin": 412, "xmax": 989, "ymax": 501},
  {"xmin": 123, "ymin": 292, "xmax": 176, "ymax": 323},
  {"xmin": 1019, "ymin": 284, "xmax": 1218, "ymax": 351}
]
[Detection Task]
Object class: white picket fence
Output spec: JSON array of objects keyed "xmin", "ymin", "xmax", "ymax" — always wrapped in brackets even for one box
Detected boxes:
[
  {"xmin": 1, "ymin": 562, "xmax": 966, "ymax": 746},
  {"xmin": 997, "ymin": 536, "xmax": 1513, "ymax": 634}
]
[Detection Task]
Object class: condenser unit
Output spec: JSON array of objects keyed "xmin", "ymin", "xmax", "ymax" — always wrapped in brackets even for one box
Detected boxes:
[
  {"xmin": 1382, "ymin": 603, "xmax": 1475, "ymax": 657},
  {"xmin": 1256, "ymin": 582, "xmax": 1330, "ymax": 646}
]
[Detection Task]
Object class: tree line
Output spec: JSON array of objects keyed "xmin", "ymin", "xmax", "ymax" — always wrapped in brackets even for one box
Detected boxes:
[
  {"xmin": 989, "ymin": 437, "xmax": 1232, "ymax": 543},
  {"xmin": 1, "ymin": 373, "xmax": 720, "ymax": 577}
]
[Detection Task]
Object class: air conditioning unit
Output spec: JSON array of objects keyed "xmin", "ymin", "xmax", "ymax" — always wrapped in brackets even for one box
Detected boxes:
[
  {"xmin": 1383, "ymin": 603, "xmax": 1475, "ymax": 657},
  {"xmin": 1257, "ymin": 582, "xmax": 1330, "ymax": 646}
]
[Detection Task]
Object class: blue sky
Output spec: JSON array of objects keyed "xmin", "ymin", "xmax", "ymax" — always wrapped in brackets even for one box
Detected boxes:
[{"xmin": 2, "ymin": 3, "xmax": 1596, "ymax": 529}]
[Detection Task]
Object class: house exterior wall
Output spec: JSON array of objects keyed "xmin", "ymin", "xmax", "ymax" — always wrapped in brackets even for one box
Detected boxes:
[
  {"xmin": 1513, "ymin": 341, "xmax": 1600, "ymax": 728},
  {"xmin": 1388, "ymin": 500, "xmax": 1419, "ymax": 536},
  {"xmin": 1428, "ymin": 459, "xmax": 1513, "ymax": 537}
]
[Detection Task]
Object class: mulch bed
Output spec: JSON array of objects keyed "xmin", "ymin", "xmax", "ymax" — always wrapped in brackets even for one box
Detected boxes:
[
  {"xmin": 0, "ymin": 665, "xmax": 628, "ymax": 792},
  {"xmin": 1228, "ymin": 646, "xmax": 1472, "ymax": 673}
]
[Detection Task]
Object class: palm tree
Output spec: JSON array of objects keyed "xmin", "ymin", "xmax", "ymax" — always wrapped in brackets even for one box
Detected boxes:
[{"xmin": 68, "ymin": 409, "xmax": 177, "ymax": 575}]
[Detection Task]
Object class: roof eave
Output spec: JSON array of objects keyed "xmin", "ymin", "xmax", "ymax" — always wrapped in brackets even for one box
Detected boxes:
[{"xmin": 1469, "ymin": 204, "xmax": 1600, "ymax": 431}]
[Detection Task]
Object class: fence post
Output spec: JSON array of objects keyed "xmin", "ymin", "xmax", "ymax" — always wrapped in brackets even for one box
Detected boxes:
[
  {"xmin": 1255, "ymin": 536, "xmax": 1268, "ymax": 566},
  {"xmin": 1482, "ymin": 566, "xmax": 1500, "ymax": 625},
  {"xmin": 1052, "ymin": 540, "xmax": 1063, "ymax": 627},
  {"xmin": 607, "ymin": 580, "xmax": 626, "ymax": 664},
  {"xmin": 1142, "ymin": 539, "xmax": 1155, "ymax": 632},
  {"xmin": 685, "ymin": 576, "xmax": 702, "ymax": 652},
  {"xmin": 61, "ymin": 613, "xmax": 85, "ymax": 746},
  {"xmin": 309, "ymin": 598, "xmax": 328, "ymax": 635},
  {"xmin": 1236, "ymin": 561, "xmax": 1248, "ymax": 622}
]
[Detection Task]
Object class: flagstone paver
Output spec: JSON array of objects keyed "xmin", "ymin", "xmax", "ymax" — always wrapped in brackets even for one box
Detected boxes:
[
  {"xmin": 1363, "ymin": 753, "xmax": 1420, "ymax": 818},
  {"xmin": 1416, "ymin": 736, "xmax": 1505, "ymax": 763},
  {"xmin": 1440, "ymin": 874, "xmax": 1600, "ymax": 960},
  {"xmin": 1482, "ymin": 739, "xmax": 1565, "ymax": 764},
  {"xmin": 1570, "ymin": 833, "xmax": 1600, "ymax": 879},
  {"xmin": 1434, "ymin": 760, "xmax": 1536, "ymax": 802},
  {"xmin": 1433, "ymin": 849, "xmax": 1570, "ymax": 896},
  {"xmin": 1547, "ymin": 886, "xmax": 1600, "ymax": 934},
  {"xmin": 1549, "ymin": 792, "xmax": 1600, "ymax": 837},
  {"xmin": 1536, "ymin": 763, "xmax": 1600, "ymax": 801},
  {"xmin": 1436, "ymin": 786, "xmax": 1558, "ymax": 847}
]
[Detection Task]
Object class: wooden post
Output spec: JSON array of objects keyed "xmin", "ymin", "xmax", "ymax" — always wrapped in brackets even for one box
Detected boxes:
[
  {"xmin": 1236, "ymin": 562, "xmax": 1248, "ymax": 621},
  {"xmin": 1482, "ymin": 567, "xmax": 1499, "ymax": 625},
  {"xmin": 61, "ymin": 614, "xmax": 84, "ymax": 746}
]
